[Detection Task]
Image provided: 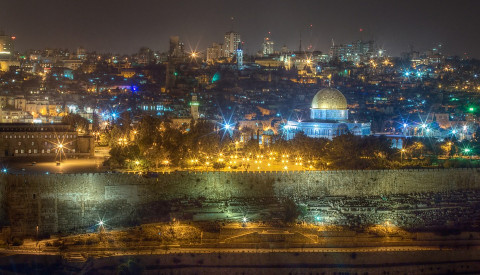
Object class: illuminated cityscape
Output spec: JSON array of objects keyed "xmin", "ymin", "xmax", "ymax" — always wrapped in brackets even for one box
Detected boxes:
[{"xmin": 1, "ymin": 0, "xmax": 480, "ymax": 273}]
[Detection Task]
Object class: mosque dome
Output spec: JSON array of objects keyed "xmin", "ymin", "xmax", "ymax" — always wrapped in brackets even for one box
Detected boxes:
[{"xmin": 311, "ymin": 88, "xmax": 347, "ymax": 110}]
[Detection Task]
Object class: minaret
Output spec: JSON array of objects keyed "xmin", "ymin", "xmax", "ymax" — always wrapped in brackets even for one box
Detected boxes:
[
  {"xmin": 299, "ymin": 31, "xmax": 302, "ymax": 52},
  {"xmin": 190, "ymin": 93, "xmax": 200, "ymax": 120},
  {"xmin": 236, "ymin": 43, "xmax": 243, "ymax": 70}
]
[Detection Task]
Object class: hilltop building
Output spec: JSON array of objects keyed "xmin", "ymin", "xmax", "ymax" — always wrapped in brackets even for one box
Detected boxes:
[{"xmin": 284, "ymin": 88, "xmax": 371, "ymax": 139}]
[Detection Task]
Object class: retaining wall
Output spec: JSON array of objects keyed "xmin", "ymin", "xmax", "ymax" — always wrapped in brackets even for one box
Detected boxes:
[{"xmin": 1, "ymin": 168, "xmax": 479, "ymax": 236}]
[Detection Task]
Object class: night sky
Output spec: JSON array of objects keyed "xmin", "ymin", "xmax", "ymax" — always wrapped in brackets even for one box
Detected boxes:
[{"xmin": 1, "ymin": 0, "xmax": 480, "ymax": 57}]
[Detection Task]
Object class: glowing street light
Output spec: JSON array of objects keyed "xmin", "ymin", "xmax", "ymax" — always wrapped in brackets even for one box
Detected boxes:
[
  {"xmin": 242, "ymin": 217, "xmax": 248, "ymax": 227},
  {"xmin": 97, "ymin": 219, "xmax": 105, "ymax": 233},
  {"xmin": 118, "ymin": 137, "xmax": 128, "ymax": 146},
  {"xmin": 56, "ymin": 143, "xmax": 66, "ymax": 163}
]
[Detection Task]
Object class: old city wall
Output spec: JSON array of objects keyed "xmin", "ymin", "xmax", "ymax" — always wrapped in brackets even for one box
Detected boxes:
[{"xmin": 0, "ymin": 168, "xmax": 479, "ymax": 236}]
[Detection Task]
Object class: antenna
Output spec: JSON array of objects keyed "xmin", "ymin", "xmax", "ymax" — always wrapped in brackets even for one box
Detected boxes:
[
  {"xmin": 299, "ymin": 30, "xmax": 302, "ymax": 52},
  {"xmin": 308, "ymin": 24, "xmax": 313, "ymax": 50},
  {"xmin": 230, "ymin": 17, "xmax": 235, "ymax": 31}
]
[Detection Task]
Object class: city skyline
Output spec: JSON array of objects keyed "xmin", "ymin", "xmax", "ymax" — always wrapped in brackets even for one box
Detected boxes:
[{"xmin": 1, "ymin": 0, "xmax": 480, "ymax": 57}]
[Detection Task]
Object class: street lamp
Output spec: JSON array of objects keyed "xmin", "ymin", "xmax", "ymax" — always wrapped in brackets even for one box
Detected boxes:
[
  {"xmin": 118, "ymin": 137, "xmax": 128, "ymax": 146},
  {"xmin": 98, "ymin": 220, "xmax": 105, "ymax": 233},
  {"xmin": 464, "ymin": 148, "xmax": 472, "ymax": 159},
  {"xmin": 242, "ymin": 217, "xmax": 247, "ymax": 227},
  {"xmin": 56, "ymin": 143, "xmax": 65, "ymax": 163}
]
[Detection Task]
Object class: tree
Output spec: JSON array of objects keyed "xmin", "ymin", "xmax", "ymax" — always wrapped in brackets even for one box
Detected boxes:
[
  {"xmin": 62, "ymin": 114, "xmax": 89, "ymax": 133},
  {"xmin": 282, "ymin": 198, "xmax": 302, "ymax": 224},
  {"xmin": 117, "ymin": 258, "xmax": 144, "ymax": 275}
]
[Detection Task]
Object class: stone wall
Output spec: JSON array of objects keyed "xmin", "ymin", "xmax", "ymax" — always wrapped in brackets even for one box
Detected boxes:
[{"xmin": 1, "ymin": 168, "xmax": 480, "ymax": 236}]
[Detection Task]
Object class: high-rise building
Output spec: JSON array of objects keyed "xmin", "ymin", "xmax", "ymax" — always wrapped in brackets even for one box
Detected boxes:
[
  {"xmin": 0, "ymin": 31, "xmax": 15, "ymax": 59},
  {"xmin": 76, "ymin": 47, "xmax": 86, "ymax": 60},
  {"xmin": 206, "ymin": 42, "xmax": 224, "ymax": 63},
  {"xmin": 169, "ymin": 36, "xmax": 184, "ymax": 58},
  {"xmin": 262, "ymin": 37, "xmax": 274, "ymax": 56},
  {"xmin": 329, "ymin": 40, "xmax": 375, "ymax": 62},
  {"xmin": 224, "ymin": 31, "xmax": 241, "ymax": 58}
]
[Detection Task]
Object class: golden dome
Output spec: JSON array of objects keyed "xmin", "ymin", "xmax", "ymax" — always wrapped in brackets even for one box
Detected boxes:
[{"xmin": 311, "ymin": 88, "xmax": 347, "ymax": 110}]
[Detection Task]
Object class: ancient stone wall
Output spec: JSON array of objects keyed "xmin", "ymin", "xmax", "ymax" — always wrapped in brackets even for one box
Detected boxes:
[{"xmin": 1, "ymin": 168, "xmax": 479, "ymax": 236}]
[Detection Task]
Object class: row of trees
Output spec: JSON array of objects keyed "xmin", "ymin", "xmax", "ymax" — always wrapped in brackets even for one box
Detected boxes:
[
  {"xmin": 107, "ymin": 117, "xmax": 233, "ymax": 169},
  {"xmin": 105, "ymin": 115, "xmax": 480, "ymax": 171}
]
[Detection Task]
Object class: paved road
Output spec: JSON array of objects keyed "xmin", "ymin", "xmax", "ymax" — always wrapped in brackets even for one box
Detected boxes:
[
  {"xmin": 1, "ymin": 157, "xmax": 108, "ymax": 174},
  {"xmin": 0, "ymin": 245, "xmax": 461, "ymax": 257}
]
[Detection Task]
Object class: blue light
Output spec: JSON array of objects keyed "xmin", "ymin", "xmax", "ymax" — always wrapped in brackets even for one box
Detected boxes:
[
  {"xmin": 404, "ymin": 71, "xmax": 410, "ymax": 77},
  {"xmin": 131, "ymin": 86, "xmax": 138, "ymax": 92},
  {"xmin": 1, "ymin": 168, "xmax": 7, "ymax": 173},
  {"xmin": 224, "ymin": 124, "xmax": 231, "ymax": 130}
]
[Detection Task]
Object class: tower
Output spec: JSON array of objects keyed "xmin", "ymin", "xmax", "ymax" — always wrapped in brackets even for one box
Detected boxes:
[
  {"xmin": 190, "ymin": 94, "xmax": 200, "ymax": 120},
  {"xmin": 169, "ymin": 36, "xmax": 184, "ymax": 58},
  {"xmin": 262, "ymin": 37, "xmax": 274, "ymax": 56},
  {"xmin": 224, "ymin": 31, "xmax": 241, "ymax": 58},
  {"xmin": 236, "ymin": 43, "xmax": 243, "ymax": 70}
]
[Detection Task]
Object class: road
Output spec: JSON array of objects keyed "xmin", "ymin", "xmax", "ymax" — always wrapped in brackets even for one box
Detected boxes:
[{"xmin": 1, "ymin": 157, "xmax": 108, "ymax": 174}]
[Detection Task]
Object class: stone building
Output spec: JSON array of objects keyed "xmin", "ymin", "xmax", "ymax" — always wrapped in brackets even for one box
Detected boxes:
[
  {"xmin": 0, "ymin": 123, "xmax": 94, "ymax": 158},
  {"xmin": 284, "ymin": 87, "xmax": 371, "ymax": 139}
]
